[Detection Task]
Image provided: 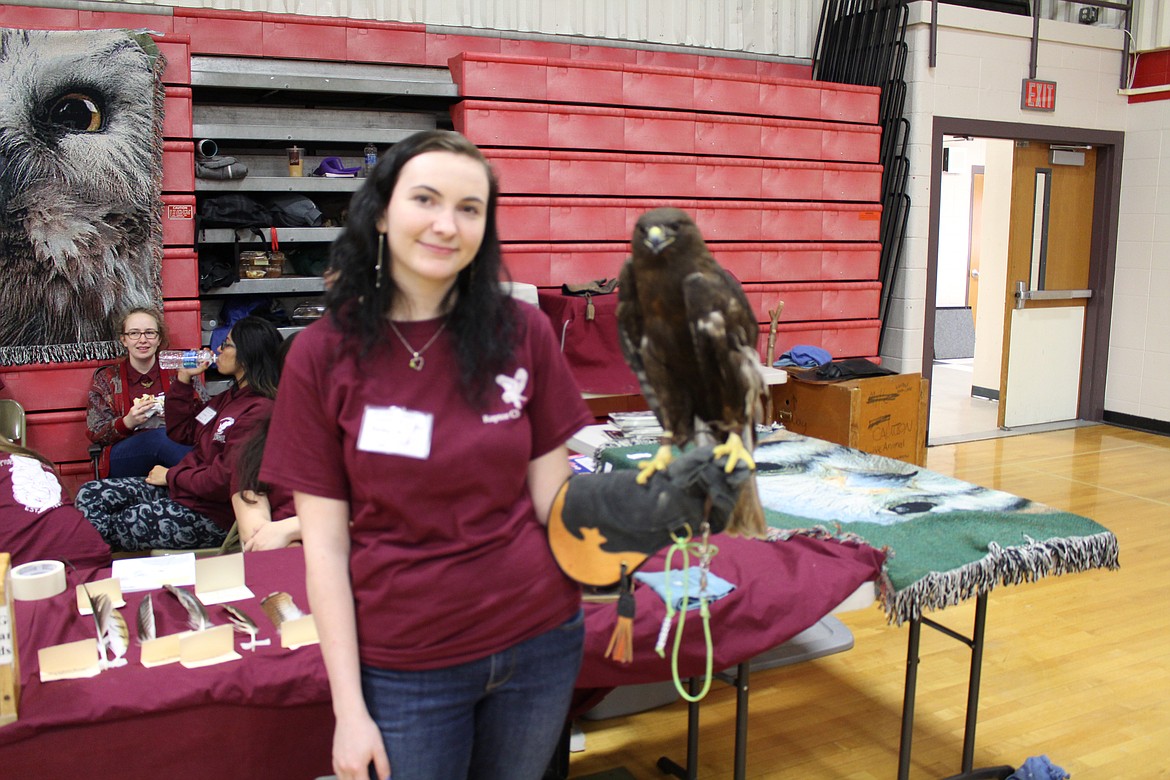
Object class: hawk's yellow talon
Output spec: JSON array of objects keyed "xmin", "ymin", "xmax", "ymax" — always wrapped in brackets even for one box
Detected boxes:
[
  {"xmin": 635, "ymin": 443, "xmax": 674, "ymax": 485},
  {"xmin": 713, "ymin": 432, "xmax": 756, "ymax": 473}
]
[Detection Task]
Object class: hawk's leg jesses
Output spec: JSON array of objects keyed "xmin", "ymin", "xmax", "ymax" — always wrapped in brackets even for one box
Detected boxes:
[
  {"xmin": 712, "ymin": 431, "xmax": 756, "ymax": 474},
  {"xmin": 656, "ymin": 516, "xmax": 717, "ymax": 703}
]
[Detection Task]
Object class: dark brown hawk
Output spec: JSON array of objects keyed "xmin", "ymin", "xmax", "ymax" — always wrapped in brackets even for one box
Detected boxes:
[{"xmin": 616, "ymin": 207, "xmax": 768, "ymax": 537}]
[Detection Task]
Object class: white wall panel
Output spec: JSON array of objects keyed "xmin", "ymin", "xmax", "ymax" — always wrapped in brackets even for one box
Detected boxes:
[
  {"xmin": 90, "ymin": 0, "xmax": 820, "ymax": 59},
  {"xmin": 83, "ymin": 0, "xmax": 1169, "ymax": 58},
  {"xmin": 1131, "ymin": 0, "xmax": 1170, "ymax": 52}
]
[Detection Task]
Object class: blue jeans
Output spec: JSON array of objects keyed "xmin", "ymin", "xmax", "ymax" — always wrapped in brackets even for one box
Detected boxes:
[
  {"xmin": 108, "ymin": 428, "xmax": 193, "ymax": 478},
  {"xmin": 360, "ymin": 608, "xmax": 585, "ymax": 780}
]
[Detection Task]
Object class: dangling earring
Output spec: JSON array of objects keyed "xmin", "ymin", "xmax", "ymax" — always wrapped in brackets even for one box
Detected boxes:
[{"xmin": 375, "ymin": 232, "xmax": 385, "ymax": 290}]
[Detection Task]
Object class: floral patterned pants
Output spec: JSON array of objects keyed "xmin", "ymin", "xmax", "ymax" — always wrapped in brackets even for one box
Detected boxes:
[{"xmin": 75, "ymin": 478, "xmax": 226, "ymax": 552}]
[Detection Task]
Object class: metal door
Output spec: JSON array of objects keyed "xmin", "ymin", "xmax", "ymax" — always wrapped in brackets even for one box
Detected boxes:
[{"xmin": 1000, "ymin": 141, "xmax": 1096, "ymax": 428}]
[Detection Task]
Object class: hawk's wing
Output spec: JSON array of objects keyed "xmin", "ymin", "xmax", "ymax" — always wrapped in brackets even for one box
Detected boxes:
[
  {"xmin": 616, "ymin": 256, "xmax": 669, "ymax": 431},
  {"xmin": 683, "ymin": 264, "xmax": 766, "ymax": 439}
]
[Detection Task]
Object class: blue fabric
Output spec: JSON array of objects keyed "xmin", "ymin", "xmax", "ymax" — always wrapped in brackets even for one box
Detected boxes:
[
  {"xmin": 634, "ymin": 567, "xmax": 736, "ymax": 611},
  {"xmin": 774, "ymin": 344, "xmax": 832, "ymax": 368},
  {"xmin": 209, "ymin": 298, "xmax": 263, "ymax": 352},
  {"xmin": 1007, "ymin": 756, "xmax": 1070, "ymax": 780},
  {"xmin": 359, "ymin": 609, "xmax": 584, "ymax": 780},
  {"xmin": 107, "ymin": 428, "xmax": 193, "ymax": 478}
]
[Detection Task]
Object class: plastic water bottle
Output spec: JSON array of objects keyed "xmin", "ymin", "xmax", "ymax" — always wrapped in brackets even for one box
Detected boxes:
[
  {"xmin": 363, "ymin": 143, "xmax": 377, "ymax": 177},
  {"xmin": 158, "ymin": 349, "xmax": 217, "ymax": 370}
]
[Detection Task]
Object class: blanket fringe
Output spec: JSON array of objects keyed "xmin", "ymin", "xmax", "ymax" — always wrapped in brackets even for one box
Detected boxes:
[
  {"xmin": 0, "ymin": 341, "xmax": 123, "ymax": 367},
  {"xmin": 768, "ymin": 526, "xmax": 1120, "ymax": 626}
]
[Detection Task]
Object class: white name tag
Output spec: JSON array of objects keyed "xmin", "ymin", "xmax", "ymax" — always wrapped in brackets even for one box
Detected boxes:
[
  {"xmin": 195, "ymin": 406, "xmax": 217, "ymax": 425},
  {"xmin": 357, "ymin": 405, "xmax": 433, "ymax": 460}
]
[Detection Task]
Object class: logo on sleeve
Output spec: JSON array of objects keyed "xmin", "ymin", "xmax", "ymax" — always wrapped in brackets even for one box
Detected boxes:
[
  {"xmin": 481, "ymin": 368, "xmax": 529, "ymax": 424},
  {"xmin": 213, "ymin": 416, "xmax": 236, "ymax": 442}
]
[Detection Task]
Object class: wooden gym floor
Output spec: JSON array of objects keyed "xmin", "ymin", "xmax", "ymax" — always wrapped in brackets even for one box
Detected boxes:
[{"xmin": 568, "ymin": 424, "xmax": 1169, "ymax": 779}]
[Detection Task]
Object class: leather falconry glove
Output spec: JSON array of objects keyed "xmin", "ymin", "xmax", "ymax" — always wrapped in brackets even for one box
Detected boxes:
[{"xmin": 547, "ymin": 444, "xmax": 753, "ymax": 588}]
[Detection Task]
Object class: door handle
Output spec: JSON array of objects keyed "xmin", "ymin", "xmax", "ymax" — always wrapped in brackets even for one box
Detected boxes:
[{"xmin": 1014, "ymin": 280, "xmax": 1092, "ymax": 309}]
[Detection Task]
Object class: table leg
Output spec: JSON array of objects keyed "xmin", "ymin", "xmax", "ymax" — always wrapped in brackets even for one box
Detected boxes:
[
  {"xmin": 897, "ymin": 617, "xmax": 922, "ymax": 780},
  {"xmin": 900, "ymin": 595, "xmax": 1015, "ymax": 780},
  {"xmin": 656, "ymin": 677, "xmax": 701, "ymax": 779},
  {"xmin": 733, "ymin": 661, "xmax": 750, "ymax": 780}
]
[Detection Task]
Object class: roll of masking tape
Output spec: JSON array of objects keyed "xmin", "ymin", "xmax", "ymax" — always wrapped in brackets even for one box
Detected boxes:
[{"xmin": 11, "ymin": 560, "xmax": 67, "ymax": 601}]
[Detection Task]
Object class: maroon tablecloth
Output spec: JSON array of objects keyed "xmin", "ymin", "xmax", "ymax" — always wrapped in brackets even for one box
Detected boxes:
[
  {"xmin": 1, "ymin": 546, "xmax": 333, "ymax": 780},
  {"xmin": 1, "ymin": 537, "xmax": 884, "ymax": 779},
  {"xmin": 579, "ymin": 534, "xmax": 884, "ymax": 690}
]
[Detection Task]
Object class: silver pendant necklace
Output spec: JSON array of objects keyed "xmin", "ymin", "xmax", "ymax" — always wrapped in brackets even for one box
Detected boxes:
[{"xmin": 387, "ymin": 319, "xmax": 448, "ymax": 371}]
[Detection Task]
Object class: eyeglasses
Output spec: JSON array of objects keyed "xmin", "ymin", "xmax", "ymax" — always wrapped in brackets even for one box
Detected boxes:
[
  {"xmin": 122, "ymin": 330, "xmax": 160, "ymax": 340},
  {"xmin": 221, "ymin": 341, "xmax": 236, "ymax": 351}
]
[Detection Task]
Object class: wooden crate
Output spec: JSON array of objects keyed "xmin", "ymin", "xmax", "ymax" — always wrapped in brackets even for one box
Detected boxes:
[
  {"xmin": 0, "ymin": 553, "xmax": 19, "ymax": 726},
  {"xmin": 773, "ymin": 372, "xmax": 928, "ymax": 465}
]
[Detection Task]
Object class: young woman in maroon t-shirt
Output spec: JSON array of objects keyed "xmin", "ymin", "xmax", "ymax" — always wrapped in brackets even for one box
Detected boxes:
[{"xmin": 261, "ymin": 131, "xmax": 596, "ymax": 780}]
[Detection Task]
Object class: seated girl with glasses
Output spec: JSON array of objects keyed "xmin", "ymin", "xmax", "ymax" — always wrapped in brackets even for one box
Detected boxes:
[
  {"xmin": 76, "ymin": 316, "xmax": 284, "ymax": 552},
  {"xmin": 85, "ymin": 307, "xmax": 198, "ymax": 477}
]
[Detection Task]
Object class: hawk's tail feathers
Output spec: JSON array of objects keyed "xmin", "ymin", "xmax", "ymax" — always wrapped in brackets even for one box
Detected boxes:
[{"xmin": 725, "ymin": 472, "xmax": 767, "ymax": 539}]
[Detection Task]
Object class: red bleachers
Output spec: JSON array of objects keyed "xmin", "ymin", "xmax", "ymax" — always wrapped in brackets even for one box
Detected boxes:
[
  {"xmin": 0, "ymin": 363, "xmax": 102, "ymax": 413},
  {"xmin": 450, "ymin": 53, "xmax": 879, "ymax": 123},
  {"xmin": 742, "ymin": 282, "xmax": 881, "ymax": 323},
  {"xmin": 0, "ymin": 4, "xmax": 882, "ymax": 478},
  {"xmin": 451, "ymin": 50, "xmax": 884, "ymax": 391},
  {"xmin": 163, "ymin": 141, "xmax": 195, "ymax": 193},
  {"xmin": 162, "ymin": 248, "xmax": 200, "ymax": 300},
  {"xmin": 501, "ymin": 242, "xmax": 882, "ymax": 289},
  {"xmin": 757, "ymin": 319, "xmax": 881, "ymax": 360},
  {"xmin": 496, "ymin": 198, "xmax": 881, "ymax": 243},
  {"xmin": 484, "ymin": 150, "xmax": 882, "ymax": 202}
]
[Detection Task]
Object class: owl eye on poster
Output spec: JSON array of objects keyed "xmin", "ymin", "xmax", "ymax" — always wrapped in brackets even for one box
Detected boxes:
[{"xmin": 0, "ymin": 27, "xmax": 166, "ymax": 365}]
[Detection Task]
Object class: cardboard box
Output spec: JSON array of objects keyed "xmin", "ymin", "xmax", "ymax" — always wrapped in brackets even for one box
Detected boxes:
[
  {"xmin": 773, "ymin": 372, "xmax": 928, "ymax": 465},
  {"xmin": 0, "ymin": 553, "xmax": 19, "ymax": 726}
]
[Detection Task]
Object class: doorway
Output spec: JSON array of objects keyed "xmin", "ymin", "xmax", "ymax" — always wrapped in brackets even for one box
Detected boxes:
[{"xmin": 923, "ymin": 118, "xmax": 1122, "ymax": 446}]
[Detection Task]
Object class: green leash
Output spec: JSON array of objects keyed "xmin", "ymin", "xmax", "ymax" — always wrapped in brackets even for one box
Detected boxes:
[{"xmin": 654, "ymin": 521, "xmax": 719, "ymax": 702}]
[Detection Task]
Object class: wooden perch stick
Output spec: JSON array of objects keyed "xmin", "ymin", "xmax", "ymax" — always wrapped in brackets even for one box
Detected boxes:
[{"xmin": 764, "ymin": 302, "xmax": 784, "ymax": 423}]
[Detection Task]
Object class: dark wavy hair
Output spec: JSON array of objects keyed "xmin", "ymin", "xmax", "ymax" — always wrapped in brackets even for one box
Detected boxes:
[
  {"xmin": 229, "ymin": 316, "xmax": 283, "ymax": 399},
  {"xmin": 236, "ymin": 334, "xmax": 297, "ymax": 498},
  {"xmin": 234, "ymin": 415, "xmax": 271, "ymax": 498},
  {"xmin": 325, "ymin": 129, "xmax": 518, "ymax": 406}
]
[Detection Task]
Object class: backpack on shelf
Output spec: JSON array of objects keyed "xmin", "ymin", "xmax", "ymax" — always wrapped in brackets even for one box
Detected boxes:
[
  {"xmin": 264, "ymin": 194, "xmax": 324, "ymax": 228},
  {"xmin": 198, "ymin": 194, "xmax": 270, "ymax": 230}
]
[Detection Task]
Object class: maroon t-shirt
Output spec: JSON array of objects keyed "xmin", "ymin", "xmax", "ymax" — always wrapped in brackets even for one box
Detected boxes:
[
  {"xmin": 261, "ymin": 302, "xmax": 594, "ymax": 670},
  {"xmin": 0, "ymin": 454, "xmax": 110, "ymax": 572},
  {"xmin": 166, "ymin": 381, "xmax": 274, "ymax": 530}
]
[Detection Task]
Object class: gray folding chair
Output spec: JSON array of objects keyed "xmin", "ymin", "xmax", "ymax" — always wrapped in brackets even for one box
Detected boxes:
[{"xmin": 0, "ymin": 399, "xmax": 27, "ymax": 446}]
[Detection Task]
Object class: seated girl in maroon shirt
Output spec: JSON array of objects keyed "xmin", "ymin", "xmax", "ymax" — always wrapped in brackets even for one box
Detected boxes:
[{"xmin": 85, "ymin": 307, "xmax": 195, "ymax": 477}]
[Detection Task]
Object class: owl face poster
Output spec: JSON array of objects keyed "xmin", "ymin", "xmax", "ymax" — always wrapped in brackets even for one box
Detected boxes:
[{"xmin": 0, "ymin": 28, "xmax": 165, "ymax": 366}]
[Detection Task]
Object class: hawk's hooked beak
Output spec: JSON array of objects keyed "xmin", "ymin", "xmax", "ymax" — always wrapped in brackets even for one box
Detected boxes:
[{"xmin": 642, "ymin": 224, "xmax": 675, "ymax": 254}]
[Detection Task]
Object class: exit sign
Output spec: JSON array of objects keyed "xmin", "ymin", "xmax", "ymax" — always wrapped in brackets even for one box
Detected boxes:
[{"xmin": 1022, "ymin": 79, "xmax": 1057, "ymax": 111}]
